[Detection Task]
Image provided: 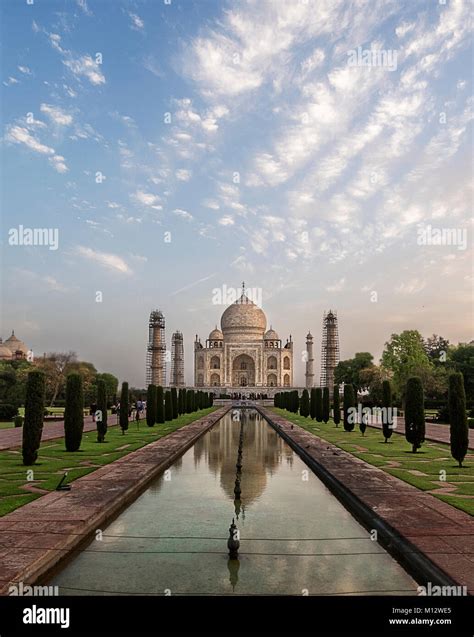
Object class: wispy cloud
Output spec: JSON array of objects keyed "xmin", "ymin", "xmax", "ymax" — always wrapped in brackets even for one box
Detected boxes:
[{"xmin": 74, "ymin": 246, "xmax": 132, "ymax": 274}]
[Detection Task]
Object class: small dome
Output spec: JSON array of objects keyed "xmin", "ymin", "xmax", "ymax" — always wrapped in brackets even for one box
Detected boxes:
[
  {"xmin": 4, "ymin": 331, "xmax": 28, "ymax": 355},
  {"xmin": 209, "ymin": 327, "xmax": 223, "ymax": 340},
  {"xmin": 264, "ymin": 327, "xmax": 279, "ymax": 340},
  {"xmin": 0, "ymin": 339, "xmax": 13, "ymax": 360}
]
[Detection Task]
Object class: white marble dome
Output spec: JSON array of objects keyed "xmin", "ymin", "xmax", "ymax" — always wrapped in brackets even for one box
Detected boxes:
[{"xmin": 220, "ymin": 294, "xmax": 266, "ymax": 341}]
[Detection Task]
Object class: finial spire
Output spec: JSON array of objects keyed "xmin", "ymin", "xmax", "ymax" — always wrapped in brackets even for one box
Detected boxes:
[{"xmin": 241, "ymin": 281, "xmax": 245, "ymax": 295}]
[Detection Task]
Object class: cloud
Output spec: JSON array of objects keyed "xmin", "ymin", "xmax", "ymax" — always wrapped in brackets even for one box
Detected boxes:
[
  {"xmin": 40, "ymin": 103, "xmax": 73, "ymax": 126},
  {"xmin": 128, "ymin": 12, "xmax": 144, "ymax": 31},
  {"xmin": 175, "ymin": 169, "xmax": 192, "ymax": 181},
  {"xmin": 76, "ymin": 0, "xmax": 93, "ymax": 16},
  {"xmin": 75, "ymin": 246, "xmax": 132, "ymax": 274},
  {"xmin": 3, "ymin": 76, "xmax": 19, "ymax": 86},
  {"xmin": 173, "ymin": 208, "xmax": 193, "ymax": 221},
  {"xmin": 63, "ymin": 55, "xmax": 105, "ymax": 85},
  {"xmin": 49, "ymin": 155, "xmax": 69, "ymax": 173},
  {"xmin": 326, "ymin": 278, "xmax": 346, "ymax": 293},
  {"xmin": 219, "ymin": 216, "xmax": 234, "ymax": 226},
  {"xmin": 132, "ymin": 190, "xmax": 162, "ymax": 209},
  {"xmin": 17, "ymin": 65, "xmax": 32, "ymax": 75},
  {"xmin": 5, "ymin": 125, "xmax": 54, "ymax": 155}
]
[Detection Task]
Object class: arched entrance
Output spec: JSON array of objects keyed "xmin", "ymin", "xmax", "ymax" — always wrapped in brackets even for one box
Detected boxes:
[{"xmin": 232, "ymin": 354, "xmax": 256, "ymax": 387}]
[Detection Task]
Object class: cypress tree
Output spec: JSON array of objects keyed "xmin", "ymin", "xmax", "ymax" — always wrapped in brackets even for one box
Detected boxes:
[
  {"xmin": 186, "ymin": 389, "xmax": 193, "ymax": 413},
  {"xmin": 96, "ymin": 378, "xmax": 108, "ymax": 442},
  {"xmin": 119, "ymin": 381, "xmax": 129, "ymax": 434},
  {"xmin": 343, "ymin": 384, "xmax": 355, "ymax": 432},
  {"xmin": 293, "ymin": 390, "xmax": 299, "ymax": 413},
  {"xmin": 274, "ymin": 392, "xmax": 279, "ymax": 408},
  {"xmin": 322, "ymin": 387, "xmax": 330, "ymax": 423},
  {"xmin": 382, "ymin": 380, "xmax": 393, "ymax": 443},
  {"xmin": 315, "ymin": 388, "xmax": 323, "ymax": 422},
  {"xmin": 405, "ymin": 377, "xmax": 425, "ymax": 453},
  {"xmin": 171, "ymin": 387, "xmax": 178, "ymax": 419},
  {"xmin": 181, "ymin": 388, "xmax": 187, "ymax": 414},
  {"xmin": 22, "ymin": 370, "xmax": 45, "ymax": 466},
  {"xmin": 156, "ymin": 386, "xmax": 165, "ymax": 423},
  {"xmin": 146, "ymin": 384, "xmax": 156, "ymax": 427},
  {"xmin": 310, "ymin": 388, "xmax": 317, "ymax": 419},
  {"xmin": 333, "ymin": 385, "xmax": 341, "ymax": 427},
  {"xmin": 64, "ymin": 373, "xmax": 85, "ymax": 450},
  {"xmin": 360, "ymin": 406, "xmax": 368, "ymax": 436},
  {"xmin": 165, "ymin": 390, "xmax": 173, "ymax": 421},
  {"xmin": 209, "ymin": 392, "xmax": 214, "ymax": 407},
  {"xmin": 300, "ymin": 389, "xmax": 310, "ymax": 417},
  {"xmin": 449, "ymin": 372, "xmax": 468, "ymax": 468}
]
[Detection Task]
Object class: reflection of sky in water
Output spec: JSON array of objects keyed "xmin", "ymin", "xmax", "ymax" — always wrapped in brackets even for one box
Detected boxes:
[{"xmin": 50, "ymin": 410, "xmax": 417, "ymax": 596}]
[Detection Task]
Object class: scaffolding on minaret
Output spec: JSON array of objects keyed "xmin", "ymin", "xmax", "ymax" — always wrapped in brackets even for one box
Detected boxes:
[
  {"xmin": 146, "ymin": 310, "xmax": 166, "ymax": 386},
  {"xmin": 170, "ymin": 331, "xmax": 185, "ymax": 387},
  {"xmin": 320, "ymin": 310, "xmax": 339, "ymax": 392}
]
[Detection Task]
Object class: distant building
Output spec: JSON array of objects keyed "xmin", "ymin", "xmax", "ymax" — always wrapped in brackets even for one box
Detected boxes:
[
  {"xmin": 194, "ymin": 284, "xmax": 293, "ymax": 388},
  {"xmin": 0, "ymin": 331, "xmax": 29, "ymax": 361}
]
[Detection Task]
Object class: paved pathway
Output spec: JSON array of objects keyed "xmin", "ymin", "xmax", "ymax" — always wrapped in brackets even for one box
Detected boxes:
[
  {"xmin": 0, "ymin": 413, "xmax": 133, "ymax": 451},
  {"xmin": 260, "ymin": 408, "xmax": 474, "ymax": 595},
  {"xmin": 367, "ymin": 418, "xmax": 474, "ymax": 449}
]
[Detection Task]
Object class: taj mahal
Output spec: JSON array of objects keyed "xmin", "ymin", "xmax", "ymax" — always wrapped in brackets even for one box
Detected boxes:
[{"xmin": 194, "ymin": 286, "xmax": 293, "ymax": 389}]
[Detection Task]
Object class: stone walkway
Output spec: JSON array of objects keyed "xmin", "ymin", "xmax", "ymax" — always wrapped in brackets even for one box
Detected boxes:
[
  {"xmin": 0, "ymin": 413, "xmax": 131, "ymax": 451},
  {"xmin": 260, "ymin": 408, "xmax": 474, "ymax": 595},
  {"xmin": 367, "ymin": 418, "xmax": 474, "ymax": 449},
  {"xmin": 0, "ymin": 406, "xmax": 228, "ymax": 594}
]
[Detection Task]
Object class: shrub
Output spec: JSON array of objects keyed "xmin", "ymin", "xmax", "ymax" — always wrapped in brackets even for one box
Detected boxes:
[
  {"xmin": 0, "ymin": 404, "xmax": 18, "ymax": 420},
  {"xmin": 178, "ymin": 388, "xmax": 184, "ymax": 414},
  {"xmin": 156, "ymin": 386, "xmax": 165, "ymax": 423},
  {"xmin": 165, "ymin": 390, "xmax": 173, "ymax": 421},
  {"xmin": 449, "ymin": 372, "xmax": 468, "ymax": 468},
  {"xmin": 382, "ymin": 380, "xmax": 393, "ymax": 443},
  {"xmin": 171, "ymin": 387, "xmax": 178, "ymax": 419},
  {"xmin": 310, "ymin": 388, "xmax": 317, "ymax": 419},
  {"xmin": 322, "ymin": 387, "xmax": 330, "ymax": 423},
  {"xmin": 405, "ymin": 377, "xmax": 425, "ymax": 453},
  {"xmin": 209, "ymin": 392, "xmax": 214, "ymax": 407},
  {"xmin": 64, "ymin": 373, "xmax": 84, "ymax": 451},
  {"xmin": 343, "ymin": 384, "xmax": 355, "ymax": 432},
  {"xmin": 333, "ymin": 385, "xmax": 340, "ymax": 427},
  {"xmin": 96, "ymin": 378, "xmax": 108, "ymax": 442},
  {"xmin": 146, "ymin": 384, "xmax": 157, "ymax": 427},
  {"xmin": 119, "ymin": 381, "xmax": 129, "ymax": 434},
  {"xmin": 300, "ymin": 389, "xmax": 310, "ymax": 417},
  {"xmin": 186, "ymin": 389, "xmax": 194, "ymax": 413},
  {"xmin": 315, "ymin": 388, "xmax": 323, "ymax": 422},
  {"xmin": 14, "ymin": 415, "xmax": 24, "ymax": 428},
  {"xmin": 22, "ymin": 371, "xmax": 45, "ymax": 465}
]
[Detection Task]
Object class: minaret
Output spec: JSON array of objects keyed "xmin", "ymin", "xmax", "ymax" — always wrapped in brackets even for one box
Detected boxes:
[
  {"xmin": 305, "ymin": 332, "xmax": 314, "ymax": 389},
  {"xmin": 170, "ymin": 331, "xmax": 185, "ymax": 387},
  {"xmin": 320, "ymin": 310, "xmax": 340, "ymax": 393},
  {"xmin": 146, "ymin": 310, "xmax": 166, "ymax": 386}
]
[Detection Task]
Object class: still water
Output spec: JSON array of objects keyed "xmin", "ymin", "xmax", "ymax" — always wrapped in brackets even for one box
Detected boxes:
[{"xmin": 50, "ymin": 410, "xmax": 417, "ymax": 595}]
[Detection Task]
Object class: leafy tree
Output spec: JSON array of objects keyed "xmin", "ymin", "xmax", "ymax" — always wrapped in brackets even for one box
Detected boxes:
[
  {"xmin": 300, "ymin": 389, "xmax": 310, "ymax": 417},
  {"xmin": 171, "ymin": 387, "xmax": 178, "ymax": 419},
  {"xmin": 404, "ymin": 377, "xmax": 425, "ymax": 453},
  {"xmin": 156, "ymin": 386, "xmax": 165, "ymax": 423},
  {"xmin": 450, "ymin": 342, "xmax": 474, "ymax": 402},
  {"xmin": 382, "ymin": 331, "xmax": 432, "ymax": 399},
  {"xmin": 36, "ymin": 351, "xmax": 77, "ymax": 406},
  {"xmin": 96, "ymin": 378, "xmax": 108, "ymax": 442},
  {"xmin": 165, "ymin": 390, "xmax": 173, "ymax": 421},
  {"xmin": 449, "ymin": 372, "xmax": 468, "ymax": 467},
  {"xmin": 22, "ymin": 370, "xmax": 45, "ymax": 465},
  {"xmin": 381, "ymin": 380, "xmax": 393, "ymax": 443},
  {"xmin": 322, "ymin": 387, "xmax": 330, "ymax": 423},
  {"xmin": 146, "ymin": 384, "xmax": 156, "ymax": 427},
  {"xmin": 119, "ymin": 381, "xmax": 129, "ymax": 434},
  {"xmin": 333, "ymin": 385, "xmax": 341, "ymax": 426},
  {"xmin": 334, "ymin": 353, "xmax": 374, "ymax": 390},
  {"xmin": 64, "ymin": 373, "xmax": 84, "ymax": 451},
  {"xmin": 343, "ymin": 384, "xmax": 355, "ymax": 432},
  {"xmin": 68, "ymin": 361, "xmax": 98, "ymax": 405},
  {"xmin": 310, "ymin": 388, "xmax": 317, "ymax": 419},
  {"xmin": 315, "ymin": 388, "xmax": 323, "ymax": 422},
  {"xmin": 424, "ymin": 334, "xmax": 450, "ymax": 366},
  {"xmin": 95, "ymin": 373, "xmax": 119, "ymax": 404}
]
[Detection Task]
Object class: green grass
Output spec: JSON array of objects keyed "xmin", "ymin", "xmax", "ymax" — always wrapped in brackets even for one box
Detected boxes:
[
  {"xmin": 270, "ymin": 408, "xmax": 474, "ymax": 517},
  {"xmin": 0, "ymin": 408, "xmax": 217, "ymax": 517}
]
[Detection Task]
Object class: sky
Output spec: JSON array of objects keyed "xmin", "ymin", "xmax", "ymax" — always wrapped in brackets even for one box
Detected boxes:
[{"xmin": 1, "ymin": 0, "xmax": 472, "ymax": 387}]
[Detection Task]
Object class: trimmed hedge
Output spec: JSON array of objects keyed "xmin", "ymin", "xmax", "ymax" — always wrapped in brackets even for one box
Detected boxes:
[
  {"xmin": 96, "ymin": 378, "xmax": 108, "ymax": 442},
  {"xmin": 64, "ymin": 373, "xmax": 84, "ymax": 451},
  {"xmin": 405, "ymin": 377, "xmax": 425, "ymax": 453},
  {"xmin": 22, "ymin": 371, "xmax": 45, "ymax": 465},
  {"xmin": 449, "ymin": 372, "xmax": 468, "ymax": 468}
]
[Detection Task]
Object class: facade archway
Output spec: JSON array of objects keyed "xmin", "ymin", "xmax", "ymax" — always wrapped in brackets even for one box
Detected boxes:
[
  {"xmin": 197, "ymin": 357, "xmax": 204, "ymax": 369},
  {"xmin": 267, "ymin": 355, "xmax": 277, "ymax": 370},
  {"xmin": 283, "ymin": 373, "xmax": 290, "ymax": 387},
  {"xmin": 210, "ymin": 355, "xmax": 220, "ymax": 369},
  {"xmin": 267, "ymin": 373, "xmax": 277, "ymax": 387},
  {"xmin": 283, "ymin": 356, "xmax": 290, "ymax": 370},
  {"xmin": 197, "ymin": 373, "xmax": 204, "ymax": 386},
  {"xmin": 210, "ymin": 373, "xmax": 220, "ymax": 386},
  {"xmin": 232, "ymin": 354, "xmax": 256, "ymax": 387}
]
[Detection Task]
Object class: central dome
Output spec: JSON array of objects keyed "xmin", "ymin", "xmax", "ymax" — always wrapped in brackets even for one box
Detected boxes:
[{"xmin": 221, "ymin": 294, "xmax": 266, "ymax": 341}]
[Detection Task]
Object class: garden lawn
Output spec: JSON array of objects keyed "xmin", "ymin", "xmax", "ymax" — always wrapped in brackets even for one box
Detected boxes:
[
  {"xmin": 0, "ymin": 407, "xmax": 217, "ymax": 517},
  {"xmin": 270, "ymin": 408, "xmax": 474, "ymax": 517}
]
